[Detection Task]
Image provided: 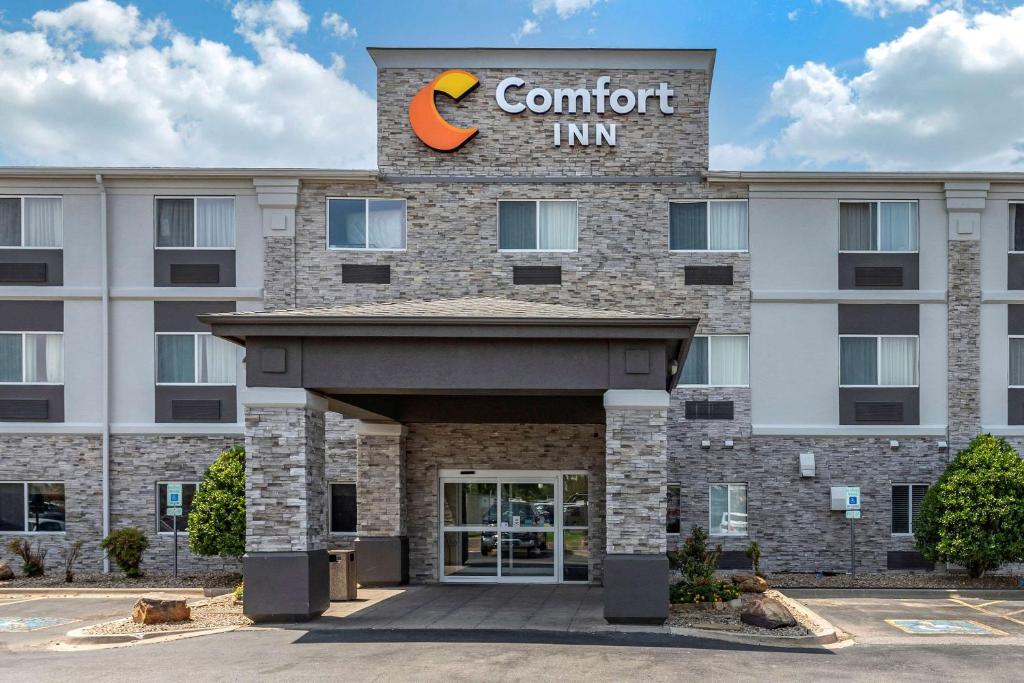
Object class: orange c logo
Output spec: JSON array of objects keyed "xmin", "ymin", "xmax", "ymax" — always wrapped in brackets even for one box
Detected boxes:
[{"xmin": 409, "ymin": 70, "xmax": 479, "ymax": 152}]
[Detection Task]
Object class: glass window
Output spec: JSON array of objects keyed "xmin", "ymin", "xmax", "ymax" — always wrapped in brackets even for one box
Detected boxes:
[
  {"xmin": 157, "ymin": 482, "xmax": 197, "ymax": 533},
  {"xmin": 709, "ymin": 483, "xmax": 747, "ymax": 537},
  {"xmin": 443, "ymin": 482, "xmax": 497, "ymax": 527},
  {"xmin": 0, "ymin": 198, "xmax": 20, "ymax": 247},
  {"xmin": 157, "ymin": 198, "xmax": 235, "ymax": 248},
  {"xmin": 328, "ymin": 198, "xmax": 406, "ymax": 250},
  {"xmin": 330, "ymin": 483, "xmax": 357, "ymax": 533},
  {"xmin": 680, "ymin": 336, "xmax": 748, "ymax": 386},
  {"xmin": 670, "ymin": 201, "xmax": 747, "ymax": 251},
  {"xmin": 562, "ymin": 474, "xmax": 588, "ymax": 527},
  {"xmin": 840, "ymin": 201, "xmax": 917, "ymax": 252},
  {"xmin": 499, "ymin": 200, "xmax": 577, "ymax": 251},
  {"xmin": 1011, "ymin": 338, "xmax": 1024, "ymax": 386},
  {"xmin": 840, "ymin": 336, "xmax": 918, "ymax": 386},
  {"xmin": 0, "ymin": 197, "xmax": 62, "ymax": 248},
  {"xmin": 1010, "ymin": 204, "xmax": 1024, "ymax": 252},
  {"xmin": 666, "ymin": 483, "xmax": 681, "ymax": 534},
  {"xmin": 0, "ymin": 333, "xmax": 63, "ymax": 384},
  {"xmin": 891, "ymin": 484, "xmax": 927, "ymax": 534},
  {"xmin": 0, "ymin": 483, "xmax": 64, "ymax": 533},
  {"xmin": 157, "ymin": 333, "xmax": 236, "ymax": 385}
]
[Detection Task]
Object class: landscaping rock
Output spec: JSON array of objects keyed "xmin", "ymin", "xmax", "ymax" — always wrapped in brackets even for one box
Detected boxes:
[
  {"xmin": 740, "ymin": 597, "xmax": 797, "ymax": 629},
  {"xmin": 0, "ymin": 562, "xmax": 13, "ymax": 581},
  {"xmin": 732, "ymin": 573, "xmax": 769, "ymax": 593},
  {"xmin": 132, "ymin": 596, "xmax": 191, "ymax": 624}
]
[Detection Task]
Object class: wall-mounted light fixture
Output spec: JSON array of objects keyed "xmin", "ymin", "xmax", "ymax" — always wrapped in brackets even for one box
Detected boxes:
[
  {"xmin": 937, "ymin": 440, "xmax": 948, "ymax": 450},
  {"xmin": 889, "ymin": 439, "xmax": 900, "ymax": 450},
  {"xmin": 723, "ymin": 439, "xmax": 734, "ymax": 450},
  {"xmin": 799, "ymin": 452, "xmax": 815, "ymax": 478},
  {"xmin": 700, "ymin": 439, "xmax": 711, "ymax": 450}
]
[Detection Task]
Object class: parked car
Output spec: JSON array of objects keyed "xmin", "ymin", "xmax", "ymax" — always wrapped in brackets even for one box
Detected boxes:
[{"xmin": 480, "ymin": 501, "xmax": 549, "ymax": 556}]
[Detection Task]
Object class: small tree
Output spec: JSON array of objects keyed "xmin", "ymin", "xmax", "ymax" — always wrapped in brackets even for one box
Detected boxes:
[
  {"xmin": 745, "ymin": 541, "xmax": 763, "ymax": 578},
  {"xmin": 101, "ymin": 528, "xmax": 149, "ymax": 578},
  {"xmin": 915, "ymin": 434, "xmax": 1024, "ymax": 578},
  {"xmin": 64, "ymin": 540, "xmax": 83, "ymax": 583},
  {"xmin": 188, "ymin": 445, "xmax": 246, "ymax": 558}
]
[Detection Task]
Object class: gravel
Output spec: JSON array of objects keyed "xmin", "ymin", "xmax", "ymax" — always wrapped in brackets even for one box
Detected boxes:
[
  {"xmin": 666, "ymin": 590, "xmax": 813, "ymax": 638},
  {"xmin": 0, "ymin": 572, "xmax": 241, "ymax": 589},
  {"xmin": 767, "ymin": 572, "xmax": 1022, "ymax": 590},
  {"xmin": 80, "ymin": 594, "xmax": 251, "ymax": 635}
]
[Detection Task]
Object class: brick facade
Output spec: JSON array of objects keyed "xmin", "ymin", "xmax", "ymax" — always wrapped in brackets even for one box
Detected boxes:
[
  {"xmin": 356, "ymin": 431, "xmax": 407, "ymax": 537},
  {"xmin": 605, "ymin": 405, "xmax": 669, "ymax": 555}
]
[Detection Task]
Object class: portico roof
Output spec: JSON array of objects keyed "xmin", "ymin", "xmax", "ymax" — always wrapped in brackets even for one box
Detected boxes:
[{"xmin": 202, "ymin": 296, "xmax": 698, "ymax": 424}]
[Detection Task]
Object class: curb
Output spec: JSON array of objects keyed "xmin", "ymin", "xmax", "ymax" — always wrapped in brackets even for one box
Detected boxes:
[
  {"xmin": 772, "ymin": 590, "xmax": 842, "ymax": 645},
  {"xmin": 65, "ymin": 623, "xmax": 240, "ymax": 646},
  {"xmin": 0, "ymin": 587, "xmax": 208, "ymax": 597},
  {"xmin": 779, "ymin": 588, "xmax": 1024, "ymax": 600}
]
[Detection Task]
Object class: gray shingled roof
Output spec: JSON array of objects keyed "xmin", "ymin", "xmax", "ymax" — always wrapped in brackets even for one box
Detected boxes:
[{"xmin": 202, "ymin": 296, "xmax": 683, "ymax": 322}]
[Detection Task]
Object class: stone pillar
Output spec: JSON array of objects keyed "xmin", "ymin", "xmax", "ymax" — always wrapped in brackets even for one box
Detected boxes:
[
  {"xmin": 242, "ymin": 392, "xmax": 329, "ymax": 622},
  {"xmin": 602, "ymin": 389, "xmax": 670, "ymax": 624},
  {"xmin": 945, "ymin": 182, "xmax": 988, "ymax": 453},
  {"xmin": 354, "ymin": 420, "xmax": 408, "ymax": 586}
]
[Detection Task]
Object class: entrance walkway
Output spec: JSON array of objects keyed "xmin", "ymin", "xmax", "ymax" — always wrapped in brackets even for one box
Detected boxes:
[{"xmin": 320, "ymin": 584, "xmax": 651, "ymax": 633}]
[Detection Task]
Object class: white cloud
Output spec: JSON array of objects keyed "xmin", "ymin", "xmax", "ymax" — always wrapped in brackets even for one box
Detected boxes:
[
  {"xmin": 834, "ymin": 0, "xmax": 933, "ymax": 17},
  {"xmin": 322, "ymin": 11, "xmax": 357, "ymax": 39},
  {"xmin": 788, "ymin": 9, "xmax": 801, "ymax": 21},
  {"xmin": 0, "ymin": 0, "xmax": 376, "ymax": 167},
  {"xmin": 512, "ymin": 18, "xmax": 540, "ymax": 43},
  {"xmin": 762, "ymin": 8, "xmax": 1024, "ymax": 170},
  {"xmin": 530, "ymin": 0, "xmax": 600, "ymax": 19},
  {"xmin": 710, "ymin": 143, "xmax": 769, "ymax": 170}
]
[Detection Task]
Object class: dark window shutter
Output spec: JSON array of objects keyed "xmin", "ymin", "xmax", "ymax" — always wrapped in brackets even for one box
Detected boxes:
[
  {"xmin": 169, "ymin": 263, "xmax": 220, "ymax": 285},
  {"xmin": 684, "ymin": 400, "xmax": 734, "ymax": 420},
  {"xmin": 855, "ymin": 266, "xmax": 903, "ymax": 288},
  {"xmin": 342, "ymin": 264, "xmax": 391, "ymax": 284},
  {"xmin": 513, "ymin": 266, "xmax": 562, "ymax": 285},
  {"xmin": 170, "ymin": 399, "xmax": 221, "ymax": 421},
  {"xmin": 891, "ymin": 485, "xmax": 910, "ymax": 534},
  {"xmin": 0, "ymin": 262, "xmax": 47, "ymax": 284},
  {"xmin": 0, "ymin": 399, "xmax": 49, "ymax": 420},
  {"xmin": 854, "ymin": 401, "xmax": 903, "ymax": 423},
  {"xmin": 685, "ymin": 266, "xmax": 733, "ymax": 285}
]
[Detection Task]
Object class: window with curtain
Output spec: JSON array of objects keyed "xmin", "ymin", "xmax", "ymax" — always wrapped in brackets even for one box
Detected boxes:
[
  {"xmin": 330, "ymin": 483, "xmax": 357, "ymax": 533},
  {"xmin": 680, "ymin": 336, "xmax": 749, "ymax": 386},
  {"xmin": 0, "ymin": 482, "xmax": 65, "ymax": 533},
  {"xmin": 891, "ymin": 484, "xmax": 927, "ymax": 534},
  {"xmin": 328, "ymin": 198, "xmax": 406, "ymax": 249},
  {"xmin": 1010, "ymin": 204, "xmax": 1024, "ymax": 252},
  {"xmin": 709, "ymin": 483, "xmax": 747, "ymax": 536},
  {"xmin": 157, "ymin": 197, "xmax": 235, "ymax": 248},
  {"xmin": 840, "ymin": 201, "xmax": 918, "ymax": 252},
  {"xmin": 0, "ymin": 197, "xmax": 62, "ymax": 248},
  {"xmin": 0, "ymin": 333, "xmax": 63, "ymax": 383},
  {"xmin": 498, "ymin": 200, "xmax": 577, "ymax": 251},
  {"xmin": 156, "ymin": 333, "xmax": 236, "ymax": 384},
  {"xmin": 1010, "ymin": 338, "xmax": 1024, "ymax": 386},
  {"xmin": 840, "ymin": 336, "xmax": 918, "ymax": 386},
  {"xmin": 670, "ymin": 201, "xmax": 747, "ymax": 251},
  {"xmin": 157, "ymin": 482, "xmax": 198, "ymax": 533}
]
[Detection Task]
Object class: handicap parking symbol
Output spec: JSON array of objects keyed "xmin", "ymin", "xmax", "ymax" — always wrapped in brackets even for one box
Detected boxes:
[{"xmin": 886, "ymin": 619, "xmax": 1006, "ymax": 636}]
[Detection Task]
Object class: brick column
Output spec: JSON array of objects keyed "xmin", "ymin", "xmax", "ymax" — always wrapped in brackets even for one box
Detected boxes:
[
  {"xmin": 603, "ymin": 389, "xmax": 670, "ymax": 625},
  {"xmin": 242, "ymin": 392, "xmax": 329, "ymax": 622},
  {"xmin": 354, "ymin": 420, "xmax": 408, "ymax": 586}
]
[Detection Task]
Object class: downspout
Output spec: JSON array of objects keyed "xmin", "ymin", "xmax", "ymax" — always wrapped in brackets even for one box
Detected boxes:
[{"xmin": 96, "ymin": 174, "xmax": 110, "ymax": 573}]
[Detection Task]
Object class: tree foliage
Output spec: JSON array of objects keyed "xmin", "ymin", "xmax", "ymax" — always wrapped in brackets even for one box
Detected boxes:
[
  {"xmin": 188, "ymin": 445, "xmax": 246, "ymax": 558},
  {"xmin": 101, "ymin": 528, "xmax": 149, "ymax": 578},
  {"xmin": 915, "ymin": 434, "xmax": 1024, "ymax": 578}
]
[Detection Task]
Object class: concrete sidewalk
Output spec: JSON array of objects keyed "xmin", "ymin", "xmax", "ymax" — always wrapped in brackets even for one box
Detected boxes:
[{"xmin": 314, "ymin": 584, "xmax": 657, "ymax": 634}]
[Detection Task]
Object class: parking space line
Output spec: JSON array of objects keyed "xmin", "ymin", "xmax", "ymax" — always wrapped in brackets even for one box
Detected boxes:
[
  {"xmin": 974, "ymin": 600, "xmax": 1006, "ymax": 609},
  {"xmin": 0, "ymin": 597, "xmax": 45, "ymax": 608},
  {"xmin": 948, "ymin": 598, "xmax": 1024, "ymax": 628},
  {"xmin": 1003, "ymin": 608, "xmax": 1024, "ymax": 617}
]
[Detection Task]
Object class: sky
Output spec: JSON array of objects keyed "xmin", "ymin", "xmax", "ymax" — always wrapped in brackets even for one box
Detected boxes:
[{"xmin": 0, "ymin": 0, "xmax": 1023, "ymax": 171}]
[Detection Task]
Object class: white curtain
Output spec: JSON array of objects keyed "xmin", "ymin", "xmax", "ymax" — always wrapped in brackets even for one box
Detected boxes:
[
  {"xmin": 879, "ymin": 202, "xmax": 918, "ymax": 251},
  {"xmin": 840, "ymin": 203, "xmax": 874, "ymax": 251},
  {"xmin": 538, "ymin": 201, "xmax": 577, "ymax": 250},
  {"xmin": 196, "ymin": 198, "xmax": 235, "ymax": 248},
  {"xmin": 709, "ymin": 336, "xmax": 748, "ymax": 385},
  {"xmin": 24, "ymin": 334, "xmax": 62, "ymax": 383},
  {"xmin": 367, "ymin": 199, "xmax": 406, "ymax": 249},
  {"xmin": 879, "ymin": 336, "xmax": 918, "ymax": 386},
  {"xmin": 709, "ymin": 201, "xmax": 748, "ymax": 250},
  {"xmin": 23, "ymin": 198, "xmax": 62, "ymax": 248},
  {"xmin": 199, "ymin": 335, "xmax": 236, "ymax": 384}
]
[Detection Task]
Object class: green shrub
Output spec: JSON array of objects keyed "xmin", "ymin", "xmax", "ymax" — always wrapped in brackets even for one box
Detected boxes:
[
  {"xmin": 915, "ymin": 434, "xmax": 1024, "ymax": 578},
  {"xmin": 101, "ymin": 528, "xmax": 149, "ymax": 578},
  {"xmin": 746, "ymin": 541, "xmax": 763, "ymax": 578},
  {"xmin": 188, "ymin": 445, "xmax": 246, "ymax": 558},
  {"xmin": 64, "ymin": 540, "xmax": 84, "ymax": 583},
  {"xmin": 674, "ymin": 525, "xmax": 721, "ymax": 586},
  {"xmin": 671, "ymin": 581, "xmax": 740, "ymax": 604},
  {"xmin": 233, "ymin": 581, "xmax": 244, "ymax": 603},
  {"xmin": 7, "ymin": 538, "xmax": 46, "ymax": 577}
]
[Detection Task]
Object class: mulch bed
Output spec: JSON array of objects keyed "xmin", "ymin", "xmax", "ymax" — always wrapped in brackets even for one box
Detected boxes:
[
  {"xmin": 80, "ymin": 594, "xmax": 251, "ymax": 636},
  {"xmin": 666, "ymin": 590, "xmax": 812, "ymax": 637},
  {"xmin": 0, "ymin": 572, "xmax": 241, "ymax": 589},
  {"xmin": 767, "ymin": 572, "xmax": 1022, "ymax": 590}
]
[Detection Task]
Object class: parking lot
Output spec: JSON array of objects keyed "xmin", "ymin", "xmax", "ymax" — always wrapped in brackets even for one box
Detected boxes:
[{"xmin": 0, "ymin": 595, "xmax": 146, "ymax": 650}]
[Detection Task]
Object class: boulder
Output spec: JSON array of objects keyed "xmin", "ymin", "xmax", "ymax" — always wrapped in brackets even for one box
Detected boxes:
[
  {"xmin": 731, "ymin": 573, "xmax": 769, "ymax": 593},
  {"xmin": 740, "ymin": 597, "xmax": 797, "ymax": 629},
  {"xmin": 0, "ymin": 561, "xmax": 13, "ymax": 581},
  {"xmin": 132, "ymin": 596, "xmax": 191, "ymax": 625}
]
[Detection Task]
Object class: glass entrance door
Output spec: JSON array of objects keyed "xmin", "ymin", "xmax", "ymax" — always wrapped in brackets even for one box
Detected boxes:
[{"xmin": 439, "ymin": 471, "xmax": 589, "ymax": 584}]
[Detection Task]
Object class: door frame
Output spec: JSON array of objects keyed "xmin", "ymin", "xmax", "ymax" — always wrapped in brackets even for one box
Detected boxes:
[{"xmin": 437, "ymin": 469, "xmax": 589, "ymax": 584}]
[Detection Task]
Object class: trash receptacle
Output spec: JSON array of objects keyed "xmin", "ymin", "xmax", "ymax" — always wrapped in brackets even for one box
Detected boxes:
[{"xmin": 328, "ymin": 549, "xmax": 357, "ymax": 601}]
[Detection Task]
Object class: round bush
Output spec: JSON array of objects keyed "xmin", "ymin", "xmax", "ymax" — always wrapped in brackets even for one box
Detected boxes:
[{"xmin": 101, "ymin": 528, "xmax": 149, "ymax": 578}]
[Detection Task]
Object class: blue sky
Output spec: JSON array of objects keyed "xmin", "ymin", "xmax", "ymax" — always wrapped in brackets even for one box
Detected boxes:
[{"xmin": 1, "ymin": 0, "xmax": 1022, "ymax": 170}]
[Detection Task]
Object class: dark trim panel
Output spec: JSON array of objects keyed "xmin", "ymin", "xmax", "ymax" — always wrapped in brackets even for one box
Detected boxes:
[
  {"xmin": 0, "ymin": 385, "xmax": 64, "ymax": 422},
  {"xmin": 155, "ymin": 385, "xmax": 237, "ymax": 423},
  {"xmin": 342, "ymin": 264, "xmax": 391, "ymax": 284},
  {"xmin": 0, "ymin": 250, "xmax": 63, "ymax": 286},
  {"xmin": 887, "ymin": 551, "xmax": 934, "ymax": 571},
  {"xmin": 1008, "ymin": 253, "xmax": 1024, "ymax": 290},
  {"xmin": 154, "ymin": 249, "xmax": 236, "ymax": 287},
  {"xmin": 838, "ymin": 304, "xmax": 919, "ymax": 335},
  {"xmin": 0, "ymin": 301, "xmax": 63, "ymax": 331},
  {"xmin": 1008, "ymin": 305, "xmax": 1024, "ymax": 336},
  {"xmin": 839, "ymin": 252, "xmax": 919, "ymax": 290},
  {"xmin": 243, "ymin": 550, "xmax": 329, "ymax": 622},
  {"xmin": 840, "ymin": 387, "xmax": 919, "ymax": 425},
  {"xmin": 513, "ymin": 266, "xmax": 562, "ymax": 285},
  {"xmin": 155, "ymin": 301, "xmax": 236, "ymax": 333},
  {"xmin": 1008, "ymin": 388, "xmax": 1024, "ymax": 425}
]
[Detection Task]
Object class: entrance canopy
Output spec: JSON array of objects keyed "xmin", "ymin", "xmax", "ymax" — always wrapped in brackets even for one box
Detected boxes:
[{"xmin": 201, "ymin": 296, "xmax": 697, "ymax": 424}]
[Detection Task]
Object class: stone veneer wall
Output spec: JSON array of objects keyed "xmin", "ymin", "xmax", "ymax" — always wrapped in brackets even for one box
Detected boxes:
[
  {"xmin": 244, "ymin": 405, "xmax": 326, "ymax": 553},
  {"xmin": 948, "ymin": 240, "xmax": 981, "ymax": 453},
  {"xmin": 605, "ymin": 406, "xmax": 668, "ymax": 555},
  {"xmin": 404, "ymin": 423, "xmax": 606, "ymax": 584},
  {"xmin": 108, "ymin": 434, "xmax": 243, "ymax": 574},
  {"xmin": 0, "ymin": 433, "xmax": 105, "ymax": 572},
  {"xmin": 356, "ymin": 432, "xmax": 407, "ymax": 537},
  {"xmin": 324, "ymin": 414, "xmax": 358, "ymax": 551}
]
